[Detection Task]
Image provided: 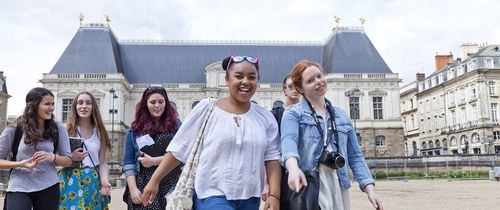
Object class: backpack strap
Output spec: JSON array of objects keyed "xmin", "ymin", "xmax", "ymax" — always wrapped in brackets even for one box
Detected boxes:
[{"xmin": 10, "ymin": 126, "xmax": 23, "ymax": 162}]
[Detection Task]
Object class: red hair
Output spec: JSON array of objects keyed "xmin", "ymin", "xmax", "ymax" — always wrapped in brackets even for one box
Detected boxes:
[
  {"xmin": 290, "ymin": 60, "xmax": 324, "ymax": 93},
  {"xmin": 131, "ymin": 87, "xmax": 178, "ymax": 135}
]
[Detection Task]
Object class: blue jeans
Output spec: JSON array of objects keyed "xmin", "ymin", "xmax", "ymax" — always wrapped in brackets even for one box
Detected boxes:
[{"xmin": 193, "ymin": 193, "xmax": 260, "ymax": 210}]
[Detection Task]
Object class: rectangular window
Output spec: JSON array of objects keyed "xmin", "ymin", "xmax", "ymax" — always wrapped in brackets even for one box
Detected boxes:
[
  {"xmin": 62, "ymin": 99, "xmax": 73, "ymax": 122},
  {"xmin": 494, "ymin": 131, "xmax": 500, "ymax": 140},
  {"xmin": 470, "ymin": 85, "xmax": 476, "ymax": 98},
  {"xmin": 451, "ymin": 111, "xmax": 456, "ymax": 126},
  {"xmin": 492, "ymin": 103, "xmax": 498, "ymax": 123},
  {"xmin": 349, "ymin": 97, "xmax": 360, "ymax": 120},
  {"xmin": 373, "ymin": 97, "xmax": 383, "ymax": 120},
  {"xmin": 489, "ymin": 81, "xmax": 496, "ymax": 96}
]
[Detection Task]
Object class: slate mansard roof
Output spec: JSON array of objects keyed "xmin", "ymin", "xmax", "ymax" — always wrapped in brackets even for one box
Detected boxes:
[{"xmin": 50, "ymin": 24, "xmax": 392, "ymax": 84}]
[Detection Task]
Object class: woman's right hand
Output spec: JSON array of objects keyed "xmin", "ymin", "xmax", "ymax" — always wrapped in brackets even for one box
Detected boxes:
[
  {"xmin": 130, "ymin": 187, "xmax": 143, "ymax": 204},
  {"xmin": 71, "ymin": 148, "xmax": 88, "ymax": 162},
  {"xmin": 20, "ymin": 158, "xmax": 38, "ymax": 170},
  {"xmin": 287, "ymin": 166, "xmax": 307, "ymax": 192},
  {"xmin": 141, "ymin": 180, "xmax": 159, "ymax": 206}
]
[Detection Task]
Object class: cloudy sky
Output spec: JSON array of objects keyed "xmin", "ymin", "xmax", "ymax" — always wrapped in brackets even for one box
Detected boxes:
[{"xmin": 1, "ymin": 0, "xmax": 500, "ymax": 116}]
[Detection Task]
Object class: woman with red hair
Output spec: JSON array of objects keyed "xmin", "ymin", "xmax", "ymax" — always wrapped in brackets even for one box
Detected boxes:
[{"xmin": 123, "ymin": 86, "xmax": 181, "ymax": 210}]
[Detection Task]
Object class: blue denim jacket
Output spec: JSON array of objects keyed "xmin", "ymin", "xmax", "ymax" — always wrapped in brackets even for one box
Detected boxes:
[
  {"xmin": 123, "ymin": 119, "xmax": 181, "ymax": 177},
  {"xmin": 280, "ymin": 99, "xmax": 374, "ymax": 191}
]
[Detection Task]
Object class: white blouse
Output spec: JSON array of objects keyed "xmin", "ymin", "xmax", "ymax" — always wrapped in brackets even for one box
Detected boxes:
[
  {"xmin": 78, "ymin": 127, "xmax": 101, "ymax": 167},
  {"xmin": 167, "ymin": 98, "xmax": 280, "ymax": 200}
]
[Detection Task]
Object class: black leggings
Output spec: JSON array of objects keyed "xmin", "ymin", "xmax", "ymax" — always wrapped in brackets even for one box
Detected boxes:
[{"xmin": 5, "ymin": 183, "xmax": 60, "ymax": 210}]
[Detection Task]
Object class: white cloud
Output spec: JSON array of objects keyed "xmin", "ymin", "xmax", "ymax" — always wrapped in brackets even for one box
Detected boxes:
[{"xmin": 1, "ymin": 0, "xmax": 500, "ymax": 116}]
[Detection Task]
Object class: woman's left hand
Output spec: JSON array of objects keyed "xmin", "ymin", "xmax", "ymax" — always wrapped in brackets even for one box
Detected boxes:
[
  {"xmin": 365, "ymin": 184, "xmax": 383, "ymax": 210},
  {"xmin": 32, "ymin": 151, "xmax": 54, "ymax": 163},
  {"xmin": 138, "ymin": 153, "xmax": 156, "ymax": 168},
  {"xmin": 100, "ymin": 183, "xmax": 111, "ymax": 196},
  {"xmin": 263, "ymin": 194, "xmax": 280, "ymax": 210}
]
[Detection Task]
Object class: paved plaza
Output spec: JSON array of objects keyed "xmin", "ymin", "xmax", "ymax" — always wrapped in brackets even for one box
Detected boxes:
[{"xmin": 1, "ymin": 180, "xmax": 498, "ymax": 209}]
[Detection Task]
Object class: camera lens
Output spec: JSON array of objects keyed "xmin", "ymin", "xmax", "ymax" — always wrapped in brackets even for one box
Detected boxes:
[{"xmin": 334, "ymin": 156, "xmax": 345, "ymax": 168}]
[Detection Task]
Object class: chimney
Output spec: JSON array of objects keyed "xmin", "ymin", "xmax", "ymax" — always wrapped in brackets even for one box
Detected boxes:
[
  {"xmin": 416, "ymin": 73, "xmax": 425, "ymax": 82},
  {"xmin": 460, "ymin": 43, "xmax": 480, "ymax": 60},
  {"xmin": 435, "ymin": 52, "xmax": 453, "ymax": 71}
]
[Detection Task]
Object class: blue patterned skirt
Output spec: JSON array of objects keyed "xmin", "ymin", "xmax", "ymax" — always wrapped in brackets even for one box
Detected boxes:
[{"xmin": 58, "ymin": 167, "xmax": 111, "ymax": 210}]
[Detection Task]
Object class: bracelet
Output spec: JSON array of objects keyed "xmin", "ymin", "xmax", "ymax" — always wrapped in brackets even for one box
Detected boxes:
[{"xmin": 269, "ymin": 194, "xmax": 280, "ymax": 200}]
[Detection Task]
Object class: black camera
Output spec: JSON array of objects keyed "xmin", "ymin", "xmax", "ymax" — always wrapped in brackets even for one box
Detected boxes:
[{"xmin": 319, "ymin": 150, "xmax": 345, "ymax": 169}]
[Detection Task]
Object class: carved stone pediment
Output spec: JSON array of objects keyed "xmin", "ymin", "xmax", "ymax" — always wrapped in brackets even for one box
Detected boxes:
[
  {"xmin": 344, "ymin": 88, "xmax": 364, "ymax": 97},
  {"xmin": 368, "ymin": 88, "xmax": 387, "ymax": 96},
  {"xmin": 89, "ymin": 90, "xmax": 105, "ymax": 97},
  {"xmin": 57, "ymin": 90, "xmax": 78, "ymax": 98}
]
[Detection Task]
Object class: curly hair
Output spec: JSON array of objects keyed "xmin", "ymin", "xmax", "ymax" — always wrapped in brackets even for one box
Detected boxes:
[
  {"xmin": 131, "ymin": 86, "xmax": 178, "ymax": 136},
  {"xmin": 16, "ymin": 87, "xmax": 58, "ymax": 146},
  {"xmin": 66, "ymin": 92, "xmax": 112, "ymax": 152}
]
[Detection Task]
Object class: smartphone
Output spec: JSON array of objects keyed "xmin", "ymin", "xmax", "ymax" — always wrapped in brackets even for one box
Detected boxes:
[{"xmin": 69, "ymin": 137, "xmax": 84, "ymax": 152}]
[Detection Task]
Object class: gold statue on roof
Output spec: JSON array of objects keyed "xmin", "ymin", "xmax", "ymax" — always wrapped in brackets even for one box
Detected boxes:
[
  {"xmin": 105, "ymin": 13, "xmax": 111, "ymax": 26},
  {"xmin": 333, "ymin": 16, "xmax": 341, "ymax": 30},
  {"xmin": 359, "ymin": 16, "xmax": 366, "ymax": 29},
  {"xmin": 79, "ymin": 13, "xmax": 84, "ymax": 25}
]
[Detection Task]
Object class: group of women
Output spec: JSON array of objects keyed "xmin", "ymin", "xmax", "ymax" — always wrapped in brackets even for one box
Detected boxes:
[{"xmin": 0, "ymin": 56, "xmax": 383, "ymax": 210}]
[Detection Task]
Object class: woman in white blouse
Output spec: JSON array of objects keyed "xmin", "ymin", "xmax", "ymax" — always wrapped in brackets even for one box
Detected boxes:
[{"xmin": 142, "ymin": 56, "xmax": 282, "ymax": 210}]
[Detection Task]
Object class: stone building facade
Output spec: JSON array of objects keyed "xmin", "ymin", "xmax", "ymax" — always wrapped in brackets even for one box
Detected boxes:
[
  {"xmin": 400, "ymin": 43, "xmax": 500, "ymax": 156},
  {"xmin": 40, "ymin": 23, "xmax": 405, "ymax": 169}
]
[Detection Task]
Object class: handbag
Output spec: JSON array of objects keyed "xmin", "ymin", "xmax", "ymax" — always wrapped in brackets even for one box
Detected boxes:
[
  {"xmin": 166, "ymin": 98, "xmax": 216, "ymax": 210},
  {"xmin": 286, "ymin": 170, "xmax": 320, "ymax": 210}
]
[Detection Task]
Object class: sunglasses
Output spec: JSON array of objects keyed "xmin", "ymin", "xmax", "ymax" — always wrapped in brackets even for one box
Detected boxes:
[
  {"xmin": 227, "ymin": 55, "xmax": 259, "ymax": 70},
  {"xmin": 146, "ymin": 86, "xmax": 166, "ymax": 91}
]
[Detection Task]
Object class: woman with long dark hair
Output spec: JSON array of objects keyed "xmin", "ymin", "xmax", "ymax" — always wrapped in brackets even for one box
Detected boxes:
[
  {"xmin": 0, "ymin": 87, "xmax": 72, "ymax": 210},
  {"xmin": 58, "ymin": 91, "xmax": 112, "ymax": 209},
  {"xmin": 123, "ymin": 86, "xmax": 181, "ymax": 210}
]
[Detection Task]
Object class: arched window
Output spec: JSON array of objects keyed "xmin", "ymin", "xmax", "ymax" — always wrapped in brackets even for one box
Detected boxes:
[
  {"xmin": 412, "ymin": 141, "xmax": 417, "ymax": 155},
  {"xmin": 375, "ymin": 136, "xmax": 385, "ymax": 146},
  {"xmin": 442, "ymin": 139, "xmax": 448, "ymax": 149},
  {"xmin": 428, "ymin": 141, "xmax": 434, "ymax": 148},
  {"xmin": 472, "ymin": 133, "xmax": 480, "ymax": 143},
  {"xmin": 422, "ymin": 142, "xmax": 427, "ymax": 149},
  {"xmin": 192, "ymin": 101, "xmax": 200, "ymax": 109},
  {"xmin": 273, "ymin": 100, "xmax": 284, "ymax": 108},
  {"xmin": 450, "ymin": 137, "xmax": 457, "ymax": 146},
  {"xmin": 461, "ymin": 135, "xmax": 468, "ymax": 145},
  {"xmin": 435, "ymin": 140, "xmax": 441, "ymax": 148},
  {"xmin": 486, "ymin": 58, "xmax": 494, "ymax": 68}
]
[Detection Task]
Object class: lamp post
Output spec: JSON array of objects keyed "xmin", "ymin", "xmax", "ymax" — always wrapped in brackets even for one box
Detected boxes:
[{"xmin": 109, "ymin": 88, "xmax": 118, "ymax": 160}]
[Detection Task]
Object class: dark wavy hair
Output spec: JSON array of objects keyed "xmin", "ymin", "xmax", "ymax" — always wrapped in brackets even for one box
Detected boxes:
[
  {"xmin": 16, "ymin": 87, "xmax": 59, "ymax": 146},
  {"xmin": 131, "ymin": 86, "xmax": 178, "ymax": 136}
]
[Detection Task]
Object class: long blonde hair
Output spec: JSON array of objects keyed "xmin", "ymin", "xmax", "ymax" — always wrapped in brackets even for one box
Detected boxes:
[{"xmin": 66, "ymin": 92, "xmax": 112, "ymax": 152}]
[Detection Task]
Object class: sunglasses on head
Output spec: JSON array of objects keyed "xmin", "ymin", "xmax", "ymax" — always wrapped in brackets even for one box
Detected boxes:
[
  {"xmin": 227, "ymin": 55, "xmax": 259, "ymax": 70},
  {"xmin": 146, "ymin": 86, "xmax": 166, "ymax": 91}
]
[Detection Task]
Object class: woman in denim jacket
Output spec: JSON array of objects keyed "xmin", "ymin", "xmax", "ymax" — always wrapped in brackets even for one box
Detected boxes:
[
  {"xmin": 123, "ymin": 86, "xmax": 181, "ymax": 210},
  {"xmin": 281, "ymin": 60, "xmax": 383, "ymax": 210}
]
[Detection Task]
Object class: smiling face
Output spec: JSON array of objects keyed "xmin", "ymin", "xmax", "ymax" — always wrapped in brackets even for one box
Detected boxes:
[
  {"xmin": 76, "ymin": 94, "xmax": 93, "ymax": 120},
  {"xmin": 299, "ymin": 66, "xmax": 327, "ymax": 100},
  {"xmin": 147, "ymin": 93, "xmax": 166, "ymax": 119},
  {"xmin": 226, "ymin": 61, "xmax": 259, "ymax": 104},
  {"xmin": 37, "ymin": 95, "xmax": 55, "ymax": 123}
]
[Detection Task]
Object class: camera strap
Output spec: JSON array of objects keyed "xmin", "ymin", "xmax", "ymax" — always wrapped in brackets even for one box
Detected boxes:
[{"xmin": 304, "ymin": 98, "xmax": 340, "ymax": 152}]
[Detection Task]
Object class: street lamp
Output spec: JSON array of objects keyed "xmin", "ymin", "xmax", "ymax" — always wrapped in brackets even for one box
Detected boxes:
[{"xmin": 109, "ymin": 88, "xmax": 118, "ymax": 160}]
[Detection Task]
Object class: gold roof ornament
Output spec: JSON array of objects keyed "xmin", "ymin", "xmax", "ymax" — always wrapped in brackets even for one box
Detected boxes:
[
  {"xmin": 359, "ymin": 16, "xmax": 366, "ymax": 29},
  {"xmin": 79, "ymin": 13, "xmax": 84, "ymax": 26},
  {"xmin": 334, "ymin": 16, "xmax": 341, "ymax": 30},
  {"xmin": 105, "ymin": 13, "xmax": 111, "ymax": 26}
]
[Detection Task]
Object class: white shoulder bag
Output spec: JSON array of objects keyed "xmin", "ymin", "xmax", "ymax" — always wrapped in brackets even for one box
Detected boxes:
[{"xmin": 166, "ymin": 98, "xmax": 216, "ymax": 210}]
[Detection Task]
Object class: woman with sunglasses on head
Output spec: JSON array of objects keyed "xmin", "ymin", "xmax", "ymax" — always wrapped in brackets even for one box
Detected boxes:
[
  {"xmin": 281, "ymin": 60, "xmax": 383, "ymax": 210},
  {"xmin": 123, "ymin": 86, "xmax": 181, "ymax": 210},
  {"xmin": 58, "ymin": 92, "xmax": 112, "ymax": 210},
  {"xmin": 0, "ymin": 87, "xmax": 72, "ymax": 210},
  {"xmin": 142, "ymin": 56, "xmax": 281, "ymax": 210}
]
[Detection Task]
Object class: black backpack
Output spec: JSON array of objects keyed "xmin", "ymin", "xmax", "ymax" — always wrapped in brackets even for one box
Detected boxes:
[{"xmin": 3, "ymin": 126, "xmax": 58, "ymax": 210}]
